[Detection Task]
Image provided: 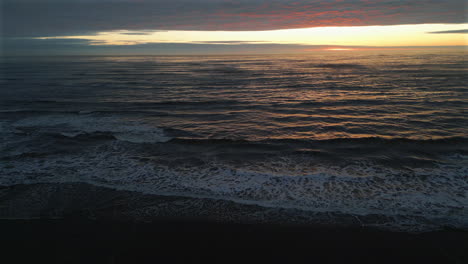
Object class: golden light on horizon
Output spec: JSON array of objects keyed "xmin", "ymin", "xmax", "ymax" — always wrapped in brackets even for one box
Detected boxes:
[
  {"xmin": 39, "ymin": 23, "xmax": 468, "ymax": 47},
  {"xmin": 325, "ymin": 48, "xmax": 354, "ymax": 51}
]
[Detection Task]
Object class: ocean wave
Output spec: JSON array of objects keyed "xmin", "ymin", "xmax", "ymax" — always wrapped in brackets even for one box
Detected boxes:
[
  {"xmin": 0, "ymin": 109, "xmax": 32, "ymax": 113},
  {"xmin": 12, "ymin": 114, "xmax": 171, "ymax": 143},
  {"xmin": 166, "ymin": 137, "xmax": 468, "ymax": 165},
  {"xmin": 311, "ymin": 63, "xmax": 368, "ymax": 69},
  {"xmin": 1, "ymin": 99, "xmax": 247, "ymax": 110},
  {"xmin": 1, "ymin": 143, "xmax": 467, "ymax": 232},
  {"xmin": 6, "ymin": 111, "xmax": 467, "ymax": 155},
  {"xmin": 169, "ymin": 136, "xmax": 468, "ymax": 147}
]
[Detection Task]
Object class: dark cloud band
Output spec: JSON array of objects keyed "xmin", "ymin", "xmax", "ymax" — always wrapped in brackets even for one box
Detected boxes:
[
  {"xmin": 3, "ymin": 0, "xmax": 467, "ymax": 37},
  {"xmin": 428, "ymin": 29, "xmax": 468, "ymax": 34}
]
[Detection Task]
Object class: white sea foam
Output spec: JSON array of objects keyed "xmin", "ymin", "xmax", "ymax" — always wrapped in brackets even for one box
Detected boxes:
[{"xmin": 1, "ymin": 141, "xmax": 467, "ymax": 232}]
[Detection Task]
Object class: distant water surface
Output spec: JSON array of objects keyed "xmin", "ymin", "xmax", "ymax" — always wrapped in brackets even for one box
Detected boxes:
[{"xmin": 1, "ymin": 51, "xmax": 467, "ymax": 231}]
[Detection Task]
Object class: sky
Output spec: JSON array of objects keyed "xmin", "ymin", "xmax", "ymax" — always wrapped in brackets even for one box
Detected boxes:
[{"xmin": 2, "ymin": 0, "xmax": 467, "ymax": 55}]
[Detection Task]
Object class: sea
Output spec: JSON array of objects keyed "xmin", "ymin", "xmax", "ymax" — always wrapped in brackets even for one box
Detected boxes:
[{"xmin": 1, "ymin": 50, "xmax": 467, "ymax": 232}]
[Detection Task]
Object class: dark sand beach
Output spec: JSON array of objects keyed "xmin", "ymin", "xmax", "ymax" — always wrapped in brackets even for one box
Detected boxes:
[
  {"xmin": 1, "ymin": 183, "xmax": 467, "ymax": 263},
  {"xmin": 3, "ymin": 219, "xmax": 468, "ymax": 263}
]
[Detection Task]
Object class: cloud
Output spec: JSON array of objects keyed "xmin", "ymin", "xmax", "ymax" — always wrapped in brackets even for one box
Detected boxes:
[
  {"xmin": 2, "ymin": 37, "xmax": 308, "ymax": 55},
  {"xmin": 191, "ymin": 41, "xmax": 268, "ymax": 45},
  {"xmin": 428, "ymin": 29, "xmax": 468, "ymax": 34},
  {"xmin": 2, "ymin": 38, "xmax": 93, "ymax": 55},
  {"xmin": 4, "ymin": 37, "xmax": 465, "ymax": 56},
  {"xmin": 120, "ymin": 32, "xmax": 155, "ymax": 35},
  {"xmin": 3, "ymin": 0, "xmax": 466, "ymax": 37}
]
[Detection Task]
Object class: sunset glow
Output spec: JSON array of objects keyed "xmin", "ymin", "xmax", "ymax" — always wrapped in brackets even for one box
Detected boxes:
[
  {"xmin": 39, "ymin": 23, "xmax": 468, "ymax": 48},
  {"xmin": 325, "ymin": 48, "xmax": 354, "ymax": 51}
]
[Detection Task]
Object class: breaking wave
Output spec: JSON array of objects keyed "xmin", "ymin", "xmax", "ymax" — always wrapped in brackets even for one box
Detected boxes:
[{"xmin": 10, "ymin": 114, "xmax": 171, "ymax": 143}]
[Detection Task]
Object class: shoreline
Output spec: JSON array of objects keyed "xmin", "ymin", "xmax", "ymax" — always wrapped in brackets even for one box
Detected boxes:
[
  {"xmin": 1, "ymin": 183, "xmax": 467, "ymax": 262},
  {"xmin": 0, "ymin": 182, "xmax": 451, "ymax": 231}
]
